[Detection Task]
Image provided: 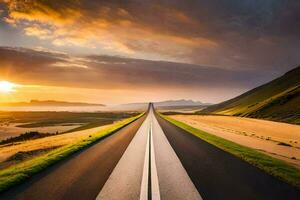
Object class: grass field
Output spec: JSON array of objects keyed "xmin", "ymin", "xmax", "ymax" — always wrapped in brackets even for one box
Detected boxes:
[
  {"xmin": 0, "ymin": 111, "xmax": 139, "ymax": 140},
  {"xmin": 160, "ymin": 114, "xmax": 300, "ymax": 189},
  {"xmin": 0, "ymin": 113, "xmax": 143, "ymax": 192}
]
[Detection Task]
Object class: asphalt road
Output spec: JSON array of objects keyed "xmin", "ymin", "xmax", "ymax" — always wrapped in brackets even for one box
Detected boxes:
[
  {"xmin": 96, "ymin": 107, "xmax": 201, "ymax": 200},
  {"xmin": 155, "ymin": 113, "xmax": 300, "ymax": 200},
  {"xmin": 0, "ymin": 114, "xmax": 147, "ymax": 200}
]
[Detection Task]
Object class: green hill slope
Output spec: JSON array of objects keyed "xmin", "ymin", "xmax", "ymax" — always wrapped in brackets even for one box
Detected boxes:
[{"xmin": 200, "ymin": 66, "xmax": 300, "ymax": 124}]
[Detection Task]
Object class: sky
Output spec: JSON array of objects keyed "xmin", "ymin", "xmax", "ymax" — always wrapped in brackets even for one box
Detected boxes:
[{"xmin": 0, "ymin": 0, "xmax": 299, "ymax": 105}]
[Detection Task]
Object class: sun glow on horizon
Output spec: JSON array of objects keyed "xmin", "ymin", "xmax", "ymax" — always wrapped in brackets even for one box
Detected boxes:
[{"xmin": 0, "ymin": 81, "xmax": 17, "ymax": 93}]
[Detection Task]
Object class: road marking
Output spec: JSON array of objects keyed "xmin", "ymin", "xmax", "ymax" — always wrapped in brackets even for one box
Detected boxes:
[
  {"xmin": 140, "ymin": 121, "xmax": 160, "ymax": 200},
  {"xmin": 139, "ymin": 123, "xmax": 150, "ymax": 200},
  {"xmin": 148, "ymin": 127, "xmax": 152, "ymax": 200},
  {"xmin": 150, "ymin": 121, "xmax": 161, "ymax": 200}
]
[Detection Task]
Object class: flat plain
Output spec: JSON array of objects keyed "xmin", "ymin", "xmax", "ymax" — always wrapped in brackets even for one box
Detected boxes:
[{"xmin": 0, "ymin": 111, "xmax": 138, "ymax": 140}]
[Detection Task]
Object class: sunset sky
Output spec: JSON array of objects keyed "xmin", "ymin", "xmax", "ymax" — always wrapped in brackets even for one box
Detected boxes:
[{"xmin": 0, "ymin": 0, "xmax": 299, "ymax": 104}]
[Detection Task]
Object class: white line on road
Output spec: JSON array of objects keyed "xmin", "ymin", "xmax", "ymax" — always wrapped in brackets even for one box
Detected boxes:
[
  {"xmin": 139, "ymin": 122, "xmax": 150, "ymax": 200},
  {"xmin": 140, "ymin": 120, "xmax": 160, "ymax": 200},
  {"xmin": 150, "ymin": 121, "xmax": 161, "ymax": 200}
]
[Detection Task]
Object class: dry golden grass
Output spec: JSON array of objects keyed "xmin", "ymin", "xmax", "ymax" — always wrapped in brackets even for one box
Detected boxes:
[
  {"xmin": 0, "ymin": 124, "xmax": 111, "ymax": 163},
  {"xmin": 171, "ymin": 115, "xmax": 300, "ymax": 167}
]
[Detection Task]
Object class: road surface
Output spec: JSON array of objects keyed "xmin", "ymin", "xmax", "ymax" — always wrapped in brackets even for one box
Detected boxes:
[{"xmin": 1, "ymin": 104, "xmax": 299, "ymax": 200}]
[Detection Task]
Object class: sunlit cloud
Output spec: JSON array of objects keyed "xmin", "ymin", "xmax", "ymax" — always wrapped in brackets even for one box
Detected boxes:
[
  {"xmin": 1, "ymin": 0, "xmax": 299, "ymax": 69},
  {"xmin": 0, "ymin": 0, "xmax": 221, "ymax": 62},
  {"xmin": 24, "ymin": 25, "xmax": 52, "ymax": 39},
  {"xmin": 0, "ymin": 46, "xmax": 274, "ymax": 104},
  {"xmin": 51, "ymin": 61, "xmax": 89, "ymax": 69}
]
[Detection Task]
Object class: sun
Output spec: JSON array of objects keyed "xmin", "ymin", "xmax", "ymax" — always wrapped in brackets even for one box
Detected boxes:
[{"xmin": 0, "ymin": 81, "xmax": 16, "ymax": 93}]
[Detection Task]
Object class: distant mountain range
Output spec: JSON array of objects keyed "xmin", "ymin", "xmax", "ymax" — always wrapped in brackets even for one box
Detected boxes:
[
  {"xmin": 115, "ymin": 99, "xmax": 210, "ymax": 110},
  {"xmin": 0, "ymin": 100, "xmax": 105, "ymax": 107},
  {"xmin": 200, "ymin": 66, "xmax": 300, "ymax": 124},
  {"xmin": 155, "ymin": 99, "xmax": 211, "ymax": 107}
]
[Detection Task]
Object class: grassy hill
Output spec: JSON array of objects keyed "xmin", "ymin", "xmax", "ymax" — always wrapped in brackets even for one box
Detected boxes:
[{"xmin": 200, "ymin": 66, "xmax": 300, "ymax": 124}]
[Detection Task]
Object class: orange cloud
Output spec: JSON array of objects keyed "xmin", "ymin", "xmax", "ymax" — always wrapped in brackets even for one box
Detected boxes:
[
  {"xmin": 24, "ymin": 25, "xmax": 52, "ymax": 39},
  {"xmin": 1, "ymin": 0, "xmax": 299, "ymax": 70},
  {"xmin": 6, "ymin": 0, "xmax": 81, "ymax": 26},
  {"xmin": 2, "ymin": 0, "xmax": 219, "ymax": 61},
  {"xmin": 0, "ymin": 46, "xmax": 272, "ymax": 104}
]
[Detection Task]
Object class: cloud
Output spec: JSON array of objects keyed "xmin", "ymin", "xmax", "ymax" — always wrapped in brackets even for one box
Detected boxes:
[
  {"xmin": 0, "ymin": 47, "xmax": 273, "ymax": 93},
  {"xmin": 0, "ymin": 0, "xmax": 299, "ymax": 71},
  {"xmin": 4, "ymin": 0, "xmax": 81, "ymax": 26},
  {"xmin": 0, "ymin": 2, "xmax": 224, "ymax": 56},
  {"xmin": 24, "ymin": 25, "xmax": 52, "ymax": 39}
]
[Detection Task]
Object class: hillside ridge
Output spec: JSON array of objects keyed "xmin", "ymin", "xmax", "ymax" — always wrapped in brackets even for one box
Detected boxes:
[{"xmin": 200, "ymin": 66, "xmax": 300, "ymax": 124}]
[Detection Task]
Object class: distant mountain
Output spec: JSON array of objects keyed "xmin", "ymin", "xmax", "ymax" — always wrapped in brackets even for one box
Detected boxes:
[
  {"xmin": 0, "ymin": 100, "xmax": 105, "ymax": 107},
  {"xmin": 200, "ymin": 66, "xmax": 300, "ymax": 124},
  {"xmin": 115, "ymin": 99, "xmax": 210, "ymax": 110},
  {"xmin": 154, "ymin": 99, "xmax": 210, "ymax": 107}
]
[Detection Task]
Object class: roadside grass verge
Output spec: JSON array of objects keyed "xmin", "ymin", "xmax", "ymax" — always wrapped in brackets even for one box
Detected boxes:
[
  {"xmin": 159, "ymin": 114, "xmax": 300, "ymax": 189},
  {"xmin": 0, "ymin": 113, "xmax": 144, "ymax": 192}
]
